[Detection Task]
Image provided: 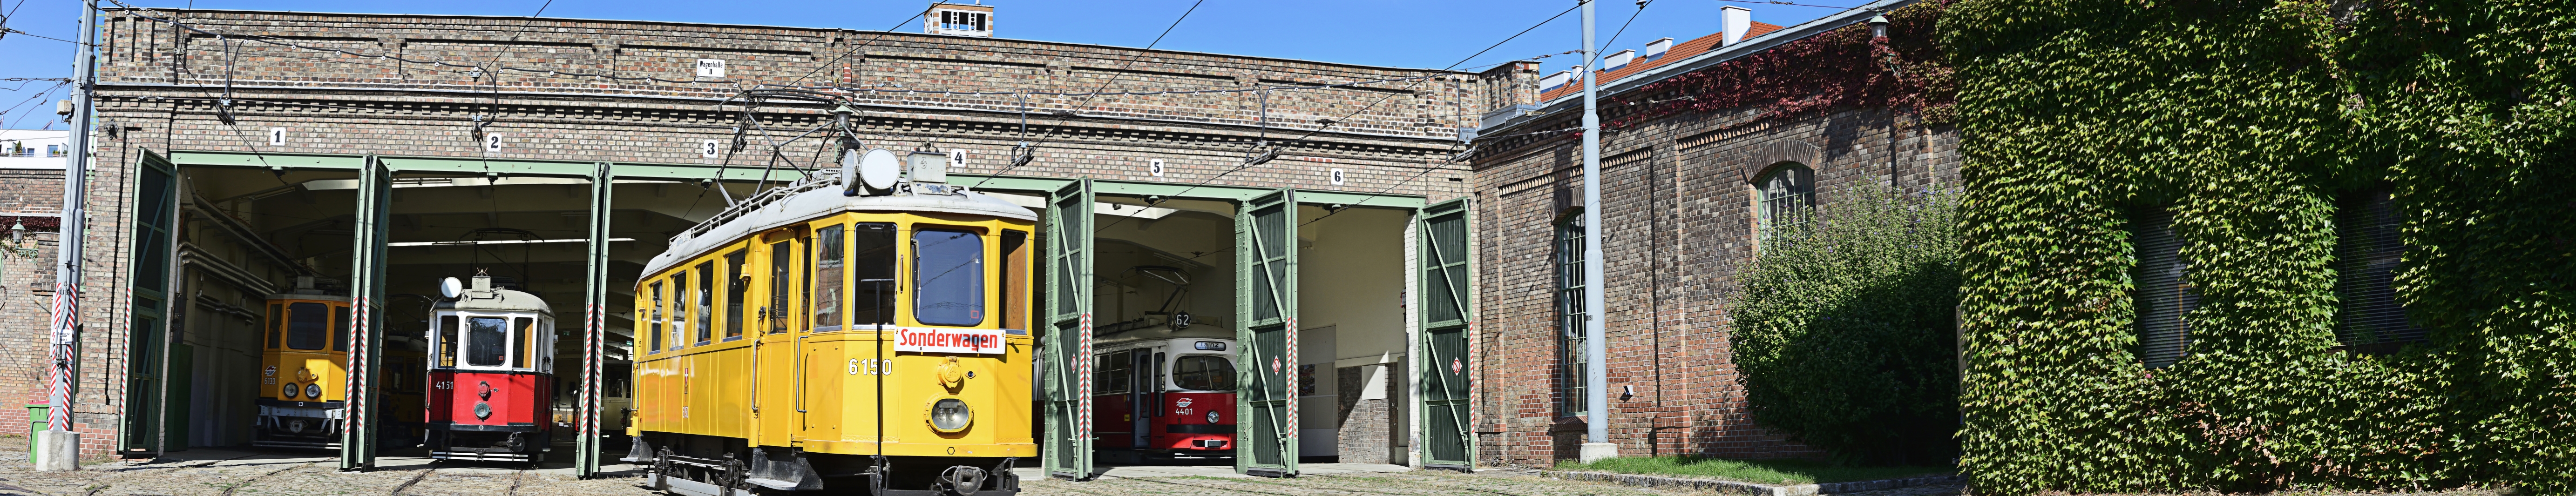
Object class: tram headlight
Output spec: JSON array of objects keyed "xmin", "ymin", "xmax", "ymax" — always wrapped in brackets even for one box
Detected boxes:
[
  {"xmin": 474, "ymin": 402, "xmax": 493, "ymax": 420},
  {"xmin": 282, "ymin": 382, "xmax": 299, "ymax": 399},
  {"xmin": 306, "ymin": 384, "xmax": 324, "ymax": 400},
  {"xmin": 929, "ymin": 398, "xmax": 972, "ymax": 431}
]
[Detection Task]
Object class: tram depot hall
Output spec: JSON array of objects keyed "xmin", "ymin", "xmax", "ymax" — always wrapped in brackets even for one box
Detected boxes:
[{"xmin": 20, "ymin": 5, "xmax": 1500, "ymax": 478}]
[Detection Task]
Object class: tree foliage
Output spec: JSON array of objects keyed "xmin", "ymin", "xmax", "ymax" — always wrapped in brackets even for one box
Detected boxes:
[{"xmin": 1733, "ymin": 188, "xmax": 1962, "ymax": 466}]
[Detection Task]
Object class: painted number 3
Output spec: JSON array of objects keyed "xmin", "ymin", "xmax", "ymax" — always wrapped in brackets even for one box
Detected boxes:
[{"xmin": 702, "ymin": 140, "xmax": 721, "ymax": 158}]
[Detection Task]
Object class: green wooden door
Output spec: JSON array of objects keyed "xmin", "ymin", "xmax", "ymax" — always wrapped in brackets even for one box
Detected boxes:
[
  {"xmin": 123, "ymin": 150, "xmax": 178, "ymax": 457},
  {"xmin": 1416, "ymin": 198, "xmax": 1474, "ymax": 469},
  {"xmin": 1042, "ymin": 179, "xmax": 1096, "ymax": 480},
  {"xmin": 1235, "ymin": 189, "xmax": 1298, "ymax": 477},
  {"xmin": 339, "ymin": 156, "xmax": 390, "ymax": 470}
]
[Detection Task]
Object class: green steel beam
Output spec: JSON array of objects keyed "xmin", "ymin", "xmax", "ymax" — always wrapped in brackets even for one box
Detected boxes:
[{"xmin": 166, "ymin": 151, "xmax": 1428, "ymax": 208}]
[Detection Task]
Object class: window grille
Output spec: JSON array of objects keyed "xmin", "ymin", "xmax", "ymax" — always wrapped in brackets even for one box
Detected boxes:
[
  {"xmin": 1554, "ymin": 213, "xmax": 1586, "ymax": 416},
  {"xmin": 2335, "ymin": 191, "xmax": 2421, "ymax": 353},
  {"xmin": 2132, "ymin": 210, "xmax": 2194, "ymax": 368},
  {"xmin": 1756, "ymin": 165, "xmax": 1815, "ymax": 244}
]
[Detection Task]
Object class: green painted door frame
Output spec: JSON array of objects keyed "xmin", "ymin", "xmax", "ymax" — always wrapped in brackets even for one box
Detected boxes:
[
  {"xmin": 1235, "ymin": 189, "xmax": 1298, "ymax": 477},
  {"xmin": 339, "ymin": 156, "xmax": 391, "ymax": 471},
  {"xmin": 1415, "ymin": 198, "xmax": 1475, "ymax": 469},
  {"xmin": 1042, "ymin": 179, "xmax": 1096, "ymax": 481}
]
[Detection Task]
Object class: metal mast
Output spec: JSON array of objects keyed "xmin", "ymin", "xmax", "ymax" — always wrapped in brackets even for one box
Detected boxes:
[
  {"xmin": 1576, "ymin": 0, "xmax": 1614, "ymax": 462},
  {"xmin": 41, "ymin": 0, "xmax": 103, "ymax": 471}
]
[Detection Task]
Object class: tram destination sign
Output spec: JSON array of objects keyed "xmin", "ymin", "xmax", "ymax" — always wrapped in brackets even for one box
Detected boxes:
[{"xmin": 893, "ymin": 327, "xmax": 1009, "ymax": 355}]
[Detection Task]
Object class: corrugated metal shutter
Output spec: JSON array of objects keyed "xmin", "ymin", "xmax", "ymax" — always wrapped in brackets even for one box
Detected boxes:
[
  {"xmin": 2133, "ymin": 210, "xmax": 2195, "ymax": 369},
  {"xmin": 2336, "ymin": 192, "xmax": 2420, "ymax": 353}
]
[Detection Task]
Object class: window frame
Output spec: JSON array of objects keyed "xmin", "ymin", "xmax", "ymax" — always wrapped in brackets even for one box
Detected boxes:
[
  {"xmin": 1755, "ymin": 163, "xmax": 1816, "ymax": 244},
  {"xmin": 909, "ymin": 226, "xmax": 987, "ymax": 327},
  {"xmin": 1552, "ymin": 211, "xmax": 1587, "ymax": 417}
]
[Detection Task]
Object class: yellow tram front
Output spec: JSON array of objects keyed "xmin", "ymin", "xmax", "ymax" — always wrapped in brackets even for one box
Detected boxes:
[
  {"xmin": 255, "ymin": 279, "xmax": 354, "ymax": 449},
  {"xmin": 627, "ymin": 167, "xmax": 1035, "ymax": 496}
]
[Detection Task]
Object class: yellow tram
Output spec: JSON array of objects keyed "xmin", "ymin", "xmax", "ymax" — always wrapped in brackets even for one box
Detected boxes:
[
  {"xmin": 627, "ymin": 149, "xmax": 1034, "ymax": 496},
  {"xmin": 256, "ymin": 278, "xmax": 354, "ymax": 449}
]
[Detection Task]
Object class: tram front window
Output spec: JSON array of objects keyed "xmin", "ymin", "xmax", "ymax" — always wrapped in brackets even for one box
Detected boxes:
[
  {"xmin": 1173, "ymin": 355, "xmax": 1236, "ymax": 391},
  {"xmin": 286, "ymin": 302, "xmax": 329, "ymax": 350},
  {"xmin": 467, "ymin": 316, "xmax": 509, "ymax": 367},
  {"xmin": 914, "ymin": 229, "xmax": 984, "ymax": 326}
]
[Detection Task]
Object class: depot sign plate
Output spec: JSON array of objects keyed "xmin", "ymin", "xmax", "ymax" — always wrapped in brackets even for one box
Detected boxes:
[{"xmin": 893, "ymin": 327, "xmax": 1009, "ymax": 355}]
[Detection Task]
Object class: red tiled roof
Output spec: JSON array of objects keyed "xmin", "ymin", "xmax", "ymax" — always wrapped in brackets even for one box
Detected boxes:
[{"xmin": 1537, "ymin": 22, "xmax": 1784, "ymax": 101}]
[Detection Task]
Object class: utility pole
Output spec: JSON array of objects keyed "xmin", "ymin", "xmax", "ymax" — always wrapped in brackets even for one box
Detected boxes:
[
  {"xmin": 41, "ymin": 0, "xmax": 102, "ymax": 472},
  {"xmin": 1576, "ymin": 0, "xmax": 1615, "ymax": 464}
]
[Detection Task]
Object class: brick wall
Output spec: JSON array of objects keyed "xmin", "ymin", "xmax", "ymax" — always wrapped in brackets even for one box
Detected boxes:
[{"xmin": 1471, "ymin": 101, "xmax": 1959, "ymax": 466}]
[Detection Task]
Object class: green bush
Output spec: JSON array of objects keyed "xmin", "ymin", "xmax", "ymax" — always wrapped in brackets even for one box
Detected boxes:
[{"xmin": 1732, "ymin": 188, "xmax": 1962, "ymax": 466}]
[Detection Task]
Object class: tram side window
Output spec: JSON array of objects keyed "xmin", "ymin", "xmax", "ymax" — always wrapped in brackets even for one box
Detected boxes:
[
  {"xmin": 438, "ymin": 316, "xmax": 458, "ymax": 367},
  {"xmin": 812, "ymin": 225, "xmax": 844, "ymax": 332},
  {"xmin": 673, "ymin": 272, "xmax": 691, "ymax": 347},
  {"xmin": 694, "ymin": 261, "xmax": 714, "ymax": 344},
  {"xmin": 287, "ymin": 302, "xmax": 329, "ymax": 350},
  {"xmin": 266, "ymin": 303, "xmax": 284, "ymax": 349},
  {"xmin": 1002, "ymin": 230, "xmax": 1029, "ymax": 331},
  {"xmin": 914, "ymin": 229, "xmax": 984, "ymax": 326},
  {"xmin": 467, "ymin": 316, "xmax": 508, "ymax": 367},
  {"xmin": 515, "ymin": 317, "xmax": 535, "ymax": 369},
  {"xmin": 726, "ymin": 249, "xmax": 748, "ymax": 340},
  {"xmin": 332, "ymin": 305, "xmax": 352, "ymax": 352},
  {"xmin": 1096, "ymin": 350, "xmax": 1132, "ymax": 395},
  {"xmin": 853, "ymin": 223, "xmax": 897, "ymax": 327},
  {"xmin": 771, "ymin": 240, "xmax": 793, "ymax": 334},
  {"xmin": 649, "ymin": 282, "xmax": 665, "ymax": 351},
  {"xmin": 1173, "ymin": 355, "xmax": 1237, "ymax": 391}
]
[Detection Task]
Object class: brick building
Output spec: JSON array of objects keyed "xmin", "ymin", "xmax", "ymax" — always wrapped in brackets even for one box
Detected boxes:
[
  {"xmin": 1466, "ymin": 0, "xmax": 1958, "ymax": 466},
  {"xmin": 13, "ymin": 3, "xmax": 1543, "ymax": 471}
]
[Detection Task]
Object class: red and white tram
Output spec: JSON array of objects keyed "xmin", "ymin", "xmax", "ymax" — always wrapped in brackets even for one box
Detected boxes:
[
  {"xmin": 425, "ymin": 272, "xmax": 557, "ymax": 462},
  {"xmin": 1092, "ymin": 316, "xmax": 1239, "ymax": 460}
]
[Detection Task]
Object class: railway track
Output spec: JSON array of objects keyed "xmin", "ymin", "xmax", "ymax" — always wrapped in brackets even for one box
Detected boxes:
[
  {"xmin": 388, "ymin": 466, "xmax": 437, "ymax": 496},
  {"xmin": 217, "ymin": 461, "xmax": 317, "ymax": 496}
]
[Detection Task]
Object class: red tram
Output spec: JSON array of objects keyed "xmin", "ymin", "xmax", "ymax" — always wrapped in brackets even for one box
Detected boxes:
[
  {"xmin": 425, "ymin": 273, "xmax": 556, "ymax": 462},
  {"xmin": 1092, "ymin": 318, "xmax": 1239, "ymax": 461}
]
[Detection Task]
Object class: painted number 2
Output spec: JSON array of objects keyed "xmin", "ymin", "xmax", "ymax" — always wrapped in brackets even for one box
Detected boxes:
[{"xmin": 484, "ymin": 134, "xmax": 503, "ymax": 152}]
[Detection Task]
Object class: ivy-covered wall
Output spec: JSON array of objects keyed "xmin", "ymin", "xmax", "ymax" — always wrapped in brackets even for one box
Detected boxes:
[{"xmin": 1946, "ymin": 0, "xmax": 2575, "ymax": 493}]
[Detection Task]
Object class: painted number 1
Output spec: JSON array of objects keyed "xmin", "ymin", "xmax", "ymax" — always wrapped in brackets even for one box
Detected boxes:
[{"xmin": 267, "ymin": 128, "xmax": 286, "ymax": 147}]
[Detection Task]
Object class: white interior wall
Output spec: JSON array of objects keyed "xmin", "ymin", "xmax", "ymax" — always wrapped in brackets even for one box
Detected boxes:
[{"xmin": 1297, "ymin": 206, "xmax": 1411, "ymax": 458}]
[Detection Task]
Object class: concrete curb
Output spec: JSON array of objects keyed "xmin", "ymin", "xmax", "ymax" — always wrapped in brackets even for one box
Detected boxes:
[{"xmin": 1540, "ymin": 471, "xmax": 1961, "ymax": 496}]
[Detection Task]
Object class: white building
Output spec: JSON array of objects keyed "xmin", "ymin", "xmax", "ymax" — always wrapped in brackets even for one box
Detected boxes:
[{"xmin": 0, "ymin": 130, "xmax": 70, "ymax": 169}]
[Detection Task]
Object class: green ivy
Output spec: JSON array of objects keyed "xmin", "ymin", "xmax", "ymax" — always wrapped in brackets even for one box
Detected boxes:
[
  {"xmin": 1733, "ymin": 188, "xmax": 1962, "ymax": 466},
  {"xmin": 1943, "ymin": 0, "xmax": 2576, "ymax": 493}
]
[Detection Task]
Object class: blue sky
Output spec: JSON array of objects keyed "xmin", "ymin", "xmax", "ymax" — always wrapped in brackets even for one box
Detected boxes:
[{"xmin": 0, "ymin": 0, "xmax": 1864, "ymax": 129}]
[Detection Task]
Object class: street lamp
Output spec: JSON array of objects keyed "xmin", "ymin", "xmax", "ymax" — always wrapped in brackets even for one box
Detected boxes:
[{"xmin": 1869, "ymin": 14, "xmax": 1889, "ymax": 39}]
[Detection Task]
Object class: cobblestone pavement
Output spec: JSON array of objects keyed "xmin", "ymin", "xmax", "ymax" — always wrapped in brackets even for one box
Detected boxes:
[{"xmin": 0, "ymin": 444, "xmax": 656, "ymax": 496}]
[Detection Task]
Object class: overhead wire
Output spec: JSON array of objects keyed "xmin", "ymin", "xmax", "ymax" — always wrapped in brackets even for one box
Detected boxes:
[
  {"xmin": 968, "ymin": 0, "xmax": 1209, "ymax": 188},
  {"xmin": 1089, "ymin": 2, "xmax": 1583, "ymax": 234}
]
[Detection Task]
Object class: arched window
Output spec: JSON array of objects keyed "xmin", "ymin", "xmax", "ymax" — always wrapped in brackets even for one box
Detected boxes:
[{"xmin": 1756, "ymin": 163, "xmax": 1815, "ymax": 243}]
